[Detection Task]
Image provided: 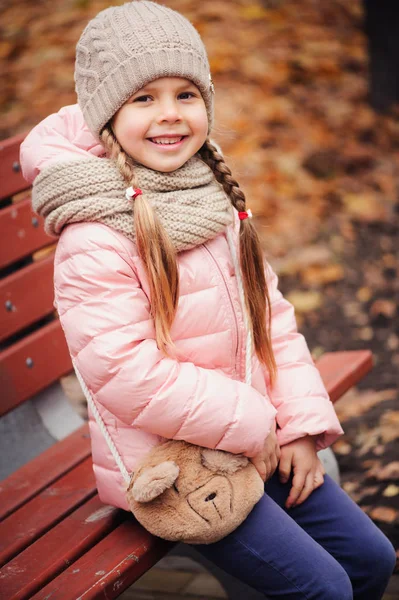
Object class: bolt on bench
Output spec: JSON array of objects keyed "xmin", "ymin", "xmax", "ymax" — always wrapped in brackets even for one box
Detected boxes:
[{"xmin": 0, "ymin": 133, "xmax": 373, "ymax": 599}]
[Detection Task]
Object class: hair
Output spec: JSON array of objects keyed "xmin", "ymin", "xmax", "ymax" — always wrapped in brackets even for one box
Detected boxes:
[
  {"xmin": 199, "ymin": 140, "xmax": 277, "ymax": 387},
  {"xmin": 101, "ymin": 125, "xmax": 179, "ymax": 355},
  {"xmin": 100, "ymin": 126, "xmax": 277, "ymax": 388}
]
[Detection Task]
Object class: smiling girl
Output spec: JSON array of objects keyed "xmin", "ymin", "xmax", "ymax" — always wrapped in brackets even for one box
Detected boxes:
[{"xmin": 20, "ymin": 2, "xmax": 395, "ymax": 598}]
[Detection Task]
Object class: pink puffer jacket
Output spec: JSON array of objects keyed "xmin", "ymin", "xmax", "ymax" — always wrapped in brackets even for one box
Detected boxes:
[{"xmin": 20, "ymin": 105, "xmax": 343, "ymax": 510}]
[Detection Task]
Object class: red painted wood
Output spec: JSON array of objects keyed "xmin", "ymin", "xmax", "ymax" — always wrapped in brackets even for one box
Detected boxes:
[
  {"xmin": 0, "ymin": 196, "xmax": 53, "ymax": 270},
  {"xmin": 0, "ymin": 254, "xmax": 55, "ymax": 343},
  {"xmin": 0, "ymin": 423, "xmax": 90, "ymax": 521},
  {"xmin": 31, "ymin": 519, "xmax": 172, "ymax": 600},
  {"xmin": 316, "ymin": 350, "xmax": 373, "ymax": 403},
  {"xmin": 0, "ymin": 350, "xmax": 373, "ymax": 598},
  {"xmin": 0, "ymin": 496, "xmax": 125, "ymax": 600},
  {"xmin": 0, "ymin": 458, "xmax": 96, "ymax": 567},
  {"xmin": 0, "ymin": 319, "xmax": 73, "ymax": 416},
  {"xmin": 0, "ymin": 133, "xmax": 29, "ymax": 201}
]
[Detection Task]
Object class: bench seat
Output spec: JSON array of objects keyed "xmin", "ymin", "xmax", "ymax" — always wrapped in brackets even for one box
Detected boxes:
[{"xmin": 0, "ymin": 350, "xmax": 372, "ymax": 600}]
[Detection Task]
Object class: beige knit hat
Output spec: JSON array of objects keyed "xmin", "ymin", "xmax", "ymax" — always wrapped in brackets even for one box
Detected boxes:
[{"xmin": 75, "ymin": 0, "xmax": 214, "ymax": 139}]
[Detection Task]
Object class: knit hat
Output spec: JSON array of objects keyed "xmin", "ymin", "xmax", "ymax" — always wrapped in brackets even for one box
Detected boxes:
[{"xmin": 75, "ymin": 0, "xmax": 214, "ymax": 139}]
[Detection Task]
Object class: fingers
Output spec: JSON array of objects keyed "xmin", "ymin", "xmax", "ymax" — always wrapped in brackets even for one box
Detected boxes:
[
  {"xmin": 250, "ymin": 457, "xmax": 267, "ymax": 482},
  {"xmin": 253, "ymin": 425, "xmax": 281, "ymax": 483},
  {"xmin": 278, "ymin": 452, "xmax": 292, "ymax": 484},
  {"xmin": 313, "ymin": 471, "xmax": 324, "ymax": 490},
  {"xmin": 286, "ymin": 461, "xmax": 325, "ymax": 509},
  {"xmin": 291, "ymin": 471, "xmax": 314, "ymax": 507},
  {"xmin": 285, "ymin": 470, "xmax": 307, "ymax": 509},
  {"xmin": 313, "ymin": 460, "xmax": 325, "ymax": 489},
  {"xmin": 265, "ymin": 451, "xmax": 278, "ymax": 482},
  {"xmin": 275, "ymin": 441, "xmax": 281, "ymax": 463}
]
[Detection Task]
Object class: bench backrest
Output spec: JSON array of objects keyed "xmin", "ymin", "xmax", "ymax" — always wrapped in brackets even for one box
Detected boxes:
[{"xmin": 0, "ymin": 134, "xmax": 72, "ymax": 417}]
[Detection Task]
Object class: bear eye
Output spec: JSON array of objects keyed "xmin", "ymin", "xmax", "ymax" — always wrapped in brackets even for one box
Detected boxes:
[{"xmin": 173, "ymin": 482, "xmax": 179, "ymax": 494}]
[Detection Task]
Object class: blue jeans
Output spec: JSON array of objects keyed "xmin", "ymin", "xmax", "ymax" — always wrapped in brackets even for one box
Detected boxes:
[{"xmin": 195, "ymin": 472, "xmax": 396, "ymax": 599}]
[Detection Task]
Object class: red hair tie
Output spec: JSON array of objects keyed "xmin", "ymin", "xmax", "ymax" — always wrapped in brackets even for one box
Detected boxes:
[
  {"xmin": 238, "ymin": 209, "xmax": 253, "ymax": 221},
  {"xmin": 125, "ymin": 187, "xmax": 143, "ymax": 200}
]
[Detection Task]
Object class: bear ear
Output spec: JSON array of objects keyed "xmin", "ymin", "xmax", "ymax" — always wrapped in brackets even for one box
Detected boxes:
[
  {"xmin": 201, "ymin": 448, "xmax": 248, "ymax": 475},
  {"xmin": 129, "ymin": 461, "xmax": 179, "ymax": 503}
]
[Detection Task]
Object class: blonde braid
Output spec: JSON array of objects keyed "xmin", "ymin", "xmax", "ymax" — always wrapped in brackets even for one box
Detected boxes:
[
  {"xmin": 100, "ymin": 125, "xmax": 180, "ymax": 356},
  {"xmin": 101, "ymin": 126, "xmax": 137, "ymax": 184},
  {"xmin": 199, "ymin": 140, "xmax": 246, "ymax": 211},
  {"xmin": 199, "ymin": 139, "xmax": 277, "ymax": 387}
]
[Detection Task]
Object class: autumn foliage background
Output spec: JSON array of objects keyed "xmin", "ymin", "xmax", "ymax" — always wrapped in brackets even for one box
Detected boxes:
[{"xmin": 1, "ymin": 0, "xmax": 398, "ymax": 564}]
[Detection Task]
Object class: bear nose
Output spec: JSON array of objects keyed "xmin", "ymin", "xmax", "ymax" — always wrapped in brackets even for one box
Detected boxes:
[{"xmin": 205, "ymin": 492, "xmax": 217, "ymax": 502}]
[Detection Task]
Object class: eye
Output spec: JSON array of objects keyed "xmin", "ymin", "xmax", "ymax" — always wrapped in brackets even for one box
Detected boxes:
[
  {"xmin": 173, "ymin": 482, "xmax": 179, "ymax": 494},
  {"xmin": 133, "ymin": 95, "xmax": 152, "ymax": 103},
  {"xmin": 178, "ymin": 92, "xmax": 195, "ymax": 100}
]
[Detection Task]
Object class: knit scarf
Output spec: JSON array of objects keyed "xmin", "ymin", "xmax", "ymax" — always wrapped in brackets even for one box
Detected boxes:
[{"xmin": 32, "ymin": 155, "xmax": 233, "ymax": 252}]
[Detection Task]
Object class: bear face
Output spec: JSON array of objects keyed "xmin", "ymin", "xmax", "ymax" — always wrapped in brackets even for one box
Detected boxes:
[{"xmin": 126, "ymin": 440, "xmax": 264, "ymax": 544}]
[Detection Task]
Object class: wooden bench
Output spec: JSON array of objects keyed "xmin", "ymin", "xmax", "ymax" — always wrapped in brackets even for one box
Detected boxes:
[{"xmin": 0, "ymin": 133, "xmax": 374, "ymax": 599}]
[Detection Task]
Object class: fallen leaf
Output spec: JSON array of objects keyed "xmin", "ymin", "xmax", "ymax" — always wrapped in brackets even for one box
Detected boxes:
[
  {"xmin": 357, "ymin": 486, "xmax": 381, "ymax": 501},
  {"xmin": 373, "ymin": 445, "xmax": 385, "ymax": 456},
  {"xmin": 285, "ymin": 290, "xmax": 322, "ymax": 313},
  {"xmin": 342, "ymin": 481, "xmax": 360, "ymax": 494},
  {"xmin": 369, "ymin": 507, "xmax": 397, "ymax": 524},
  {"xmin": 369, "ymin": 299, "xmax": 396, "ymax": 323},
  {"xmin": 274, "ymin": 245, "xmax": 333, "ymax": 276},
  {"xmin": 380, "ymin": 412, "xmax": 399, "ymax": 444},
  {"xmin": 341, "ymin": 193, "xmax": 389, "ymax": 223},
  {"xmin": 383, "ymin": 485, "xmax": 399, "ymax": 498},
  {"xmin": 333, "ymin": 439, "xmax": 352, "ymax": 455},
  {"xmin": 356, "ymin": 326, "xmax": 374, "ymax": 341},
  {"xmin": 356, "ymin": 287, "xmax": 372, "ymax": 302},
  {"xmin": 387, "ymin": 335, "xmax": 399, "ymax": 351},
  {"xmin": 334, "ymin": 389, "xmax": 396, "ymax": 421},
  {"xmin": 238, "ymin": 5, "xmax": 270, "ymax": 20},
  {"xmin": 376, "ymin": 463, "xmax": 399, "ymax": 481},
  {"xmin": 301, "ymin": 263, "xmax": 344, "ymax": 285}
]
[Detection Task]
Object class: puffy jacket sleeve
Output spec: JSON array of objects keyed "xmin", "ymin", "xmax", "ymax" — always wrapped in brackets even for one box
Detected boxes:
[
  {"xmin": 264, "ymin": 263, "xmax": 344, "ymax": 450},
  {"xmin": 55, "ymin": 223, "xmax": 277, "ymax": 458},
  {"xmin": 20, "ymin": 104, "xmax": 103, "ymax": 184}
]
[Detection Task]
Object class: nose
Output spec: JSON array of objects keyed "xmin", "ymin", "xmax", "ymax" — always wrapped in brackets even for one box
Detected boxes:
[
  {"xmin": 205, "ymin": 492, "xmax": 217, "ymax": 502},
  {"xmin": 156, "ymin": 98, "xmax": 182, "ymax": 124}
]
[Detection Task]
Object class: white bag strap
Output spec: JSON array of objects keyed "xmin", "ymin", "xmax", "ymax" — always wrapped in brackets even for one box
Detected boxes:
[{"xmin": 72, "ymin": 360, "xmax": 131, "ymax": 484}]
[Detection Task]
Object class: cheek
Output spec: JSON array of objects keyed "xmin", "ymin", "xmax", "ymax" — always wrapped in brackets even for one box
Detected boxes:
[
  {"xmin": 191, "ymin": 106, "xmax": 209, "ymax": 140},
  {"xmin": 113, "ymin": 111, "xmax": 145, "ymax": 146}
]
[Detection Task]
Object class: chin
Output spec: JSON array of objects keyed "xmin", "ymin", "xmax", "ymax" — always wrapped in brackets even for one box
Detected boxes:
[
  {"xmin": 161, "ymin": 164, "xmax": 185, "ymax": 173},
  {"xmin": 152, "ymin": 159, "xmax": 188, "ymax": 173}
]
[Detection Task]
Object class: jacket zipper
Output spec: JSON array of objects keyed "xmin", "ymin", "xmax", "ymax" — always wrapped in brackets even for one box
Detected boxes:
[{"xmin": 202, "ymin": 243, "xmax": 241, "ymax": 379}]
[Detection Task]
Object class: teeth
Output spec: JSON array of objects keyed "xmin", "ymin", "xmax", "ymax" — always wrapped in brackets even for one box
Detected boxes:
[{"xmin": 151, "ymin": 137, "xmax": 183, "ymax": 144}]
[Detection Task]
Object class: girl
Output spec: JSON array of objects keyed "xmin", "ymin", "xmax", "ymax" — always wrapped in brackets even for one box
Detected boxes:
[{"xmin": 20, "ymin": 2, "xmax": 395, "ymax": 598}]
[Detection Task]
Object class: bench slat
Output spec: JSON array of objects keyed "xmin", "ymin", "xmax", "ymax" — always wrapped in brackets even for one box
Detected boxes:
[
  {"xmin": 0, "ymin": 319, "xmax": 73, "ymax": 416},
  {"xmin": 0, "ymin": 196, "xmax": 52, "ymax": 270},
  {"xmin": 0, "ymin": 423, "xmax": 91, "ymax": 521},
  {"xmin": 0, "ymin": 496, "xmax": 124, "ymax": 600},
  {"xmin": 314, "ymin": 350, "xmax": 373, "ymax": 403},
  {"xmin": 0, "ymin": 458, "xmax": 96, "ymax": 567},
  {"xmin": 0, "ymin": 254, "xmax": 55, "ymax": 343},
  {"xmin": 0, "ymin": 133, "xmax": 28, "ymax": 202},
  {"xmin": 30, "ymin": 519, "xmax": 172, "ymax": 600}
]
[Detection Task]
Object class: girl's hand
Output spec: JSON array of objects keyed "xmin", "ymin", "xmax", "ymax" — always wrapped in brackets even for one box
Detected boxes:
[
  {"xmin": 250, "ymin": 420, "xmax": 280, "ymax": 482},
  {"xmin": 278, "ymin": 436, "xmax": 325, "ymax": 509}
]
